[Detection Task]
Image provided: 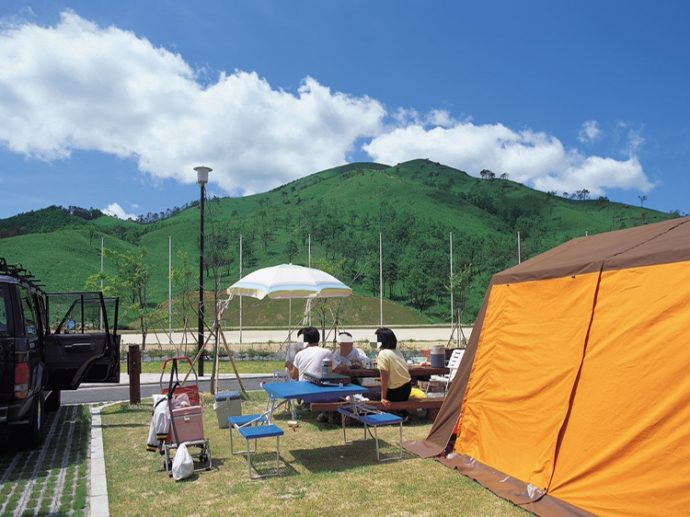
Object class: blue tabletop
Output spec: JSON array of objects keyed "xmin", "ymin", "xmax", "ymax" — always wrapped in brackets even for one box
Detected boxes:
[{"xmin": 263, "ymin": 381, "xmax": 368, "ymax": 401}]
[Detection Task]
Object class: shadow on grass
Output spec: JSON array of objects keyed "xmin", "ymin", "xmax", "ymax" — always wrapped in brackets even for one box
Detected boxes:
[
  {"xmin": 105, "ymin": 404, "xmax": 154, "ymax": 415},
  {"xmin": 100, "ymin": 422, "xmax": 148, "ymax": 429},
  {"xmin": 290, "ymin": 441, "xmax": 414, "ymax": 472},
  {"xmin": 225, "ymin": 452, "xmax": 299, "ymax": 479}
]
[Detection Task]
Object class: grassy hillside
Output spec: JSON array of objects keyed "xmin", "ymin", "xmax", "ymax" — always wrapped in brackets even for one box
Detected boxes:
[{"xmin": 0, "ymin": 159, "xmax": 674, "ymax": 326}]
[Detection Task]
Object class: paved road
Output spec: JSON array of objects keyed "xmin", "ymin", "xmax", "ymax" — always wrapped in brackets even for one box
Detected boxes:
[
  {"xmin": 62, "ymin": 376, "xmax": 271, "ymax": 404},
  {"xmin": 120, "ymin": 326, "xmax": 473, "ymax": 346}
]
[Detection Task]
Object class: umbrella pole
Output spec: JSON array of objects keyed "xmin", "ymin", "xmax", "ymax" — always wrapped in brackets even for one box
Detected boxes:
[
  {"xmin": 328, "ymin": 304, "xmax": 338, "ymax": 347},
  {"xmin": 288, "ymin": 298, "xmax": 292, "ymax": 342}
]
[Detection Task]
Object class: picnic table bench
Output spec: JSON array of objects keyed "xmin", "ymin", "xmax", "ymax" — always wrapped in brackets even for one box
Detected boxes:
[
  {"xmin": 310, "ymin": 397, "xmax": 445, "ymax": 420},
  {"xmin": 342, "ymin": 366, "xmax": 449, "ymax": 380}
]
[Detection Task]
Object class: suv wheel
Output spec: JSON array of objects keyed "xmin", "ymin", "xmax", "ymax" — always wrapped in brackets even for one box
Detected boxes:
[
  {"xmin": 45, "ymin": 389, "xmax": 61, "ymax": 412},
  {"xmin": 24, "ymin": 393, "xmax": 45, "ymax": 447}
]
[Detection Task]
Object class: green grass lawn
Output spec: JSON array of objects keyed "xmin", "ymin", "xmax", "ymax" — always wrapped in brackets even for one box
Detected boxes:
[
  {"xmin": 137, "ymin": 360, "xmax": 285, "ymax": 374},
  {"xmin": 101, "ymin": 393, "xmax": 525, "ymax": 516}
]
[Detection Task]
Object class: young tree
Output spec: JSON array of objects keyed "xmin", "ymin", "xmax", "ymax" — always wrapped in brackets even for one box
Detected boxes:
[
  {"xmin": 171, "ymin": 250, "xmax": 194, "ymax": 354},
  {"xmin": 405, "ymin": 264, "xmax": 434, "ymax": 311},
  {"xmin": 86, "ymin": 247, "xmax": 152, "ymax": 348},
  {"xmin": 284, "ymin": 240, "xmax": 299, "ymax": 262}
]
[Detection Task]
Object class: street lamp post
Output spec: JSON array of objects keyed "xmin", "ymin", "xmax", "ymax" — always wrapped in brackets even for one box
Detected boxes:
[{"xmin": 195, "ymin": 166, "xmax": 212, "ymax": 376}]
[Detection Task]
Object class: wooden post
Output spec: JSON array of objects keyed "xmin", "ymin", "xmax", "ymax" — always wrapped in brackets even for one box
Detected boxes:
[{"xmin": 128, "ymin": 344, "xmax": 141, "ymax": 405}]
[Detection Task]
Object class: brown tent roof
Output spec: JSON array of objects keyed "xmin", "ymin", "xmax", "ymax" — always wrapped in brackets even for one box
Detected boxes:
[
  {"xmin": 496, "ymin": 216, "xmax": 690, "ymax": 284},
  {"xmin": 407, "ymin": 215, "xmax": 690, "ymax": 457}
]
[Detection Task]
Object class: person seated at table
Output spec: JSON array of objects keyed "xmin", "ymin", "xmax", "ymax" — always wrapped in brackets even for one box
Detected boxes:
[
  {"xmin": 285, "ymin": 341, "xmax": 305, "ymax": 373},
  {"xmin": 333, "ymin": 331, "xmax": 369, "ymax": 386},
  {"xmin": 375, "ymin": 327, "xmax": 412, "ymax": 408},
  {"xmin": 289, "ymin": 326, "xmax": 332, "ymax": 381},
  {"xmin": 332, "ymin": 331, "xmax": 369, "ymax": 372}
]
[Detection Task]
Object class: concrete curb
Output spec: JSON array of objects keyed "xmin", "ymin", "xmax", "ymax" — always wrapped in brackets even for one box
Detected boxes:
[
  {"xmin": 80, "ymin": 372, "xmax": 271, "ymax": 389},
  {"xmin": 89, "ymin": 401, "xmax": 125, "ymax": 517}
]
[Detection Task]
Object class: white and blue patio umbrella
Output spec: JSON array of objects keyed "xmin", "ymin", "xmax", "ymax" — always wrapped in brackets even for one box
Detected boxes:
[{"xmin": 227, "ymin": 263, "xmax": 352, "ymax": 300}]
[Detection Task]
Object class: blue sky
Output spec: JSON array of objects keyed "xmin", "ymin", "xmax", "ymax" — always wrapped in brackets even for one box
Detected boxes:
[{"xmin": 0, "ymin": 0, "xmax": 689, "ymax": 219}]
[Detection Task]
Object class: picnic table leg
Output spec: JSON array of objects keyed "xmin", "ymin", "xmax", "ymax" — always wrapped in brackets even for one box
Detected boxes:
[
  {"xmin": 275, "ymin": 435, "xmax": 281, "ymax": 475},
  {"xmin": 266, "ymin": 397, "xmax": 280, "ymax": 424},
  {"xmin": 246, "ymin": 438, "xmax": 252, "ymax": 479},
  {"xmin": 398, "ymin": 421, "xmax": 403, "ymax": 459}
]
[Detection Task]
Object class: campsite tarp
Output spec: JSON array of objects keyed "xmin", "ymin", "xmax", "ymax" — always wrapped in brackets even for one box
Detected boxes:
[{"xmin": 406, "ymin": 217, "xmax": 690, "ymax": 516}]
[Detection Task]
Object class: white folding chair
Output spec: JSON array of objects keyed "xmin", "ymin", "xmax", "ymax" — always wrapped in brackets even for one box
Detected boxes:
[{"xmin": 425, "ymin": 349, "xmax": 464, "ymax": 394}]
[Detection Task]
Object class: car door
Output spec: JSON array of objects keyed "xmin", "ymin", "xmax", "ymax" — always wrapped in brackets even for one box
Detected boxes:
[{"xmin": 44, "ymin": 292, "xmax": 120, "ymax": 390}]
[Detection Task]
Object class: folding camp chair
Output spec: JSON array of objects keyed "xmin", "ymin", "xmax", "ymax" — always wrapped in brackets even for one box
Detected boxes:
[
  {"xmin": 228, "ymin": 414, "xmax": 283, "ymax": 479},
  {"xmin": 337, "ymin": 404, "xmax": 403, "ymax": 462},
  {"xmin": 425, "ymin": 349, "xmax": 464, "ymax": 394}
]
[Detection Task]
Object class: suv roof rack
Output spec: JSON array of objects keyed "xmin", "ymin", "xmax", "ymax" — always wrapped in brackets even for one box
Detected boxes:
[{"xmin": 0, "ymin": 257, "xmax": 45, "ymax": 294}]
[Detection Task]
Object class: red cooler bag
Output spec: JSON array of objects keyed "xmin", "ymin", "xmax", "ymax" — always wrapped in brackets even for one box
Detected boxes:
[{"xmin": 167, "ymin": 406, "xmax": 205, "ymax": 443}]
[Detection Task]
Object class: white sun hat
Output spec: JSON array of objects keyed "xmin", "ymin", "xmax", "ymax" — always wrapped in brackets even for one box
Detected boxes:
[{"xmin": 337, "ymin": 331, "xmax": 354, "ymax": 344}]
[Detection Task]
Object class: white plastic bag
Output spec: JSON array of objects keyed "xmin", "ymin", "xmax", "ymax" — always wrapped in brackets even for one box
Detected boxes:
[{"xmin": 171, "ymin": 443, "xmax": 194, "ymax": 481}]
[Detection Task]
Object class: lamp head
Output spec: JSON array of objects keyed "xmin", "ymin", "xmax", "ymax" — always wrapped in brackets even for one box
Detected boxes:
[{"xmin": 194, "ymin": 166, "xmax": 212, "ymax": 185}]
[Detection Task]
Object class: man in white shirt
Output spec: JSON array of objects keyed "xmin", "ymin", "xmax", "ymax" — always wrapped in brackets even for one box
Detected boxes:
[
  {"xmin": 289, "ymin": 326, "xmax": 332, "ymax": 381},
  {"xmin": 285, "ymin": 342, "xmax": 305, "ymax": 372},
  {"xmin": 332, "ymin": 331, "xmax": 369, "ymax": 372}
]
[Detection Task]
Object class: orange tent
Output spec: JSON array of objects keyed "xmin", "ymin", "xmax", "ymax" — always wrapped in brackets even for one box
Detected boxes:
[{"xmin": 407, "ymin": 217, "xmax": 690, "ymax": 516}]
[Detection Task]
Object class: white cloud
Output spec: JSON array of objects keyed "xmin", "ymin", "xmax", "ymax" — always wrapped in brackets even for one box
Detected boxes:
[
  {"xmin": 578, "ymin": 120, "xmax": 601, "ymax": 143},
  {"xmin": 0, "ymin": 11, "xmax": 385, "ymax": 195},
  {"xmin": 0, "ymin": 11, "xmax": 653, "ymax": 201},
  {"xmin": 616, "ymin": 122, "xmax": 645, "ymax": 155},
  {"xmin": 363, "ymin": 121, "xmax": 653, "ymax": 196},
  {"xmin": 102, "ymin": 202, "xmax": 136, "ymax": 220}
]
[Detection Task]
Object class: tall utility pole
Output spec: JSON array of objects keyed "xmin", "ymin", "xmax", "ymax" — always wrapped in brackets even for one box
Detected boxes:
[
  {"xmin": 517, "ymin": 231, "xmax": 521, "ymax": 264},
  {"xmin": 168, "ymin": 236, "xmax": 172, "ymax": 345},
  {"xmin": 379, "ymin": 232, "xmax": 383, "ymax": 327},
  {"xmin": 195, "ymin": 166, "xmax": 212, "ymax": 377},
  {"xmin": 450, "ymin": 232, "xmax": 454, "ymax": 328},
  {"xmin": 239, "ymin": 234, "xmax": 243, "ymax": 344},
  {"xmin": 308, "ymin": 233, "xmax": 312, "ymax": 325},
  {"xmin": 100, "ymin": 237, "xmax": 104, "ymax": 331}
]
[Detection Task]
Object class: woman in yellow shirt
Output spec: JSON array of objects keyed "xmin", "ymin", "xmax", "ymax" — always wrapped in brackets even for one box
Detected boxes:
[{"xmin": 375, "ymin": 327, "xmax": 412, "ymax": 407}]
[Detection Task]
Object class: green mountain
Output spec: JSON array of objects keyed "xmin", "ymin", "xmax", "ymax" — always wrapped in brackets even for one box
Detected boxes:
[{"xmin": 0, "ymin": 159, "xmax": 674, "ymax": 327}]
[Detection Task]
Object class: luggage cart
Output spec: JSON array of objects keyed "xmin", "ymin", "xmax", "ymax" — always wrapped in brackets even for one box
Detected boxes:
[
  {"xmin": 160, "ymin": 356, "xmax": 201, "ymax": 406},
  {"xmin": 160, "ymin": 357, "xmax": 212, "ymax": 475}
]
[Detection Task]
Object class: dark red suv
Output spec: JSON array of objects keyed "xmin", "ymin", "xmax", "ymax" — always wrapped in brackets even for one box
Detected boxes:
[{"xmin": 0, "ymin": 258, "xmax": 120, "ymax": 445}]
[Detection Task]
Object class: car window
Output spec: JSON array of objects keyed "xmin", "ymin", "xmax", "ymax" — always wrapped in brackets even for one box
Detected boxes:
[
  {"xmin": 20, "ymin": 286, "xmax": 37, "ymax": 337},
  {"xmin": 0, "ymin": 286, "xmax": 8, "ymax": 336}
]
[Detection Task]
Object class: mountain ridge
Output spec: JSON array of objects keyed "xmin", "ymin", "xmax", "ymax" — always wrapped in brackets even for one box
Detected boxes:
[{"xmin": 0, "ymin": 159, "xmax": 674, "ymax": 324}]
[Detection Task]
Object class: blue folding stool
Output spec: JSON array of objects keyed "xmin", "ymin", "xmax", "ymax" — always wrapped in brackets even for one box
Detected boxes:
[
  {"xmin": 338, "ymin": 407, "xmax": 403, "ymax": 462},
  {"xmin": 228, "ymin": 414, "xmax": 283, "ymax": 479}
]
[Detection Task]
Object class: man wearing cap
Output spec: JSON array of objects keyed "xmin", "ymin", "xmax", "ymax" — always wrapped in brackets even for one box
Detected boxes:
[
  {"xmin": 289, "ymin": 326, "xmax": 332, "ymax": 381},
  {"xmin": 333, "ymin": 331, "xmax": 369, "ymax": 373}
]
